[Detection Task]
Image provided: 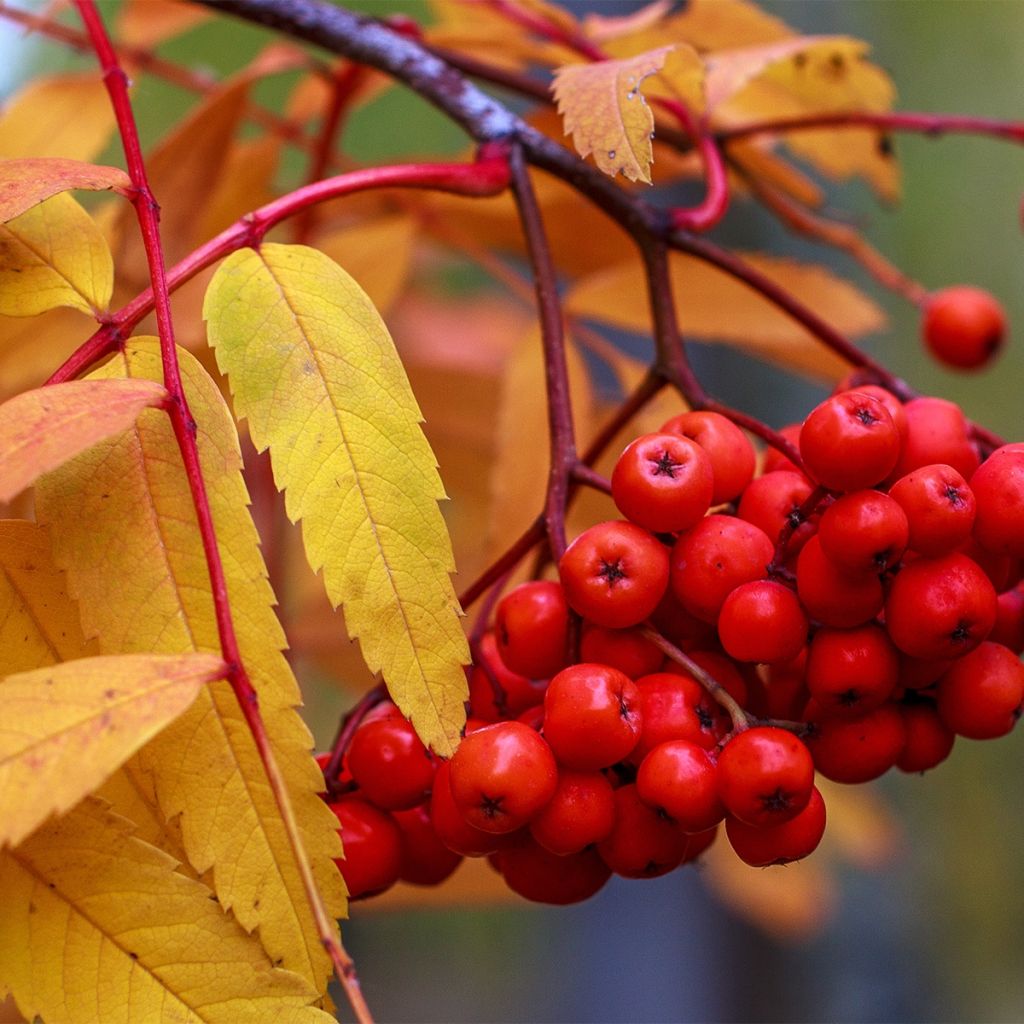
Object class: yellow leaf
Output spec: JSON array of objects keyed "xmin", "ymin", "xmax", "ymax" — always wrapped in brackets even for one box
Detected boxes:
[
  {"xmin": 0, "ymin": 74, "xmax": 116, "ymax": 162},
  {"xmin": 0, "ymin": 158, "xmax": 130, "ymax": 224},
  {"xmin": 0, "ymin": 193, "xmax": 114, "ymax": 317},
  {"xmin": 552, "ymin": 47, "xmax": 676, "ymax": 183},
  {"xmin": 35, "ymin": 339, "xmax": 346, "ymax": 995},
  {"xmin": 0, "ymin": 520, "xmax": 95, "ymax": 675},
  {"xmin": 115, "ymin": 0, "xmax": 211, "ymax": 48},
  {"xmin": 204, "ymin": 245, "xmax": 469, "ymax": 756},
  {"xmin": 565, "ymin": 251, "xmax": 884, "ymax": 379},
  {"xmin": 0, "ymin": 379, "xmax": 167, "ymax": 503},
  {"xmin": 0, "ymin": 653, "xmax": 223, "ymax": 851},
  {"xmin": 0, "ymin": 799, "xmax": 334, "ymax": 1024},
  {"xmin": 316, "ymin": 213, "xmax": 418, "ymax": 316}
]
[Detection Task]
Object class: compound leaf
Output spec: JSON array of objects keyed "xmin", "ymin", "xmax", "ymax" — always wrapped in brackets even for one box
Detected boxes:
[
  {"xmin": 204, "ymin": 244, "xmax": 469, "ymax": 756},
  {"xmin": 0, "ymin": 379, "xmax": 166, "ymax": 503},
  {"xmin": 0, "ymin": 799, "xmax": 334, "ymax": 1024},
  {"xmin": 0, "ymin": 653, "xmax": 223, "ymax": 851}
]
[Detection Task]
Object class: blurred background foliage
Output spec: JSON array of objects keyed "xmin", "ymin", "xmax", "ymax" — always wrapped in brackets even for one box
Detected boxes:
[{"xmin": 2, "ymin": 1, "xmax": 1022, "ymax": 1021}]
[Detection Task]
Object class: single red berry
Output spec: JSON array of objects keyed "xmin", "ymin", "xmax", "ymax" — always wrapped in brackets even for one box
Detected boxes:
[
  {"xmin": 799, "ymin": 392, "xmax": 901, "ymax": 492},
  {"xmin": 716, "ymin": 726, "xmax": 815, "ymax": 827},
  {"xmin": 922, "ymin": 285, "xmax": 1006, "ymax": 370},
  {"xmin": 970, "ymin": 447, "xmax": 1024, "ymax": 558},
  {"xmin": 838, "ymin": 385, "xmax": 909, "ymax": 447},
  {"xmin": 726, "ymin": 786, "xmax": 826, "ymax": 867},
  {"xmin": 762, "ymin": 424, "xmax": 803, "ymax": 475},
  {"xmin": 580, "ymin": 623, "xmax": 664, "ymax": 678},
  {"xmin": 889, "ymin": 464, "xmax": 976, "ymax": 556},
  {"xmin": 392, "ymin": 803, "xmax": 463, "ymax": 886},
  {"xmin": 896, "ymin": 703, "xmax": 955, "ymax": 773},
  {"xmin": 717, "ymin": 580, "xmax": 808, "ymax": 665},
  {"xmin": 429, "ymin": 762, "xmax": 520, "ymax": 857},
  {"xmin": 347, "ymin": 715, "xmax": 436, "ymax": 810},
  {"xmin": 636, "ymin": 739, "xmax": 724, "ymax": 833},
  {"xmin": 990, "ymin": 584, "xmax": 1024, "ymax": 654},
  {"xmin": 494, "ymin": 836, "xmax": 611, "ymax": 905},
  {"xmin": 448, "ymin": 721, "xmax": 558, "ymax": 834},
  {"xmin": 494, "ymin": 579, "xmax": 570, "ymax": 680},
  {"xmin": 468, "ymin": 632, "xmax": 547, "ymax": 721},
  {"xmin": 818, "ymin": 490, "xmax": 909, "ymax": 574},
  {"xmin": 559, "ymin": 520, "xmax": 669, "ymax": 628},
  {"xmin": 753, "ymin": 649, "xmax": 811, "ymax": 722},
  {"xmin": 936, "ymin": 641, "xmax": 1024, "ymax": 739},
  {"xmin": 597, "ymin": 783, "xmax": 691, "ymax": 878},
  {"xmin": 796, "ymin": 535, "xmax": 884, "ymax": 629},
  {"xmin": 611, "ymin": 432, "xmax": 714, "ymax": 533},
  {"xmin": 542, "ymin": 663, "xmax": 642, "ymax": 770},
  {"xmin": 806, "ymin": 704, "xmax": 907, "ymax": 784},
  {"xmin": 528, "ymin": 769, "xmax": 616, "ymax": 855},
  {"xmin": 660, "ymin": 410, "xmax": 756, "ymax": 504},
  {"xmin": 736, "ymin": 470, "xmax": 816, "ymax": 558},
  {"xmin": 885, "ymin": 552, "xmax": 997, "ymax": 659},
  {"xmin": 888, "ymin": 397, "xmax": 980, "ymax": 483},
  {"xmin": 670, "ymin": 514, "xmax": 774, "ymax": 623},
  {"xmin": 806, "ymin": 624, "xmax": 899, "ymax": 718},
  {"xmin": 329, "ymin": 797, "xmax": 402, "ymax": 900},
  {"xmin": 631, "ymin": 671, "xmax": 729, "ymax": 761}
]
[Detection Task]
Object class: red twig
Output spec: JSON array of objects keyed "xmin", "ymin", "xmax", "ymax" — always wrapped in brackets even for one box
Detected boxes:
[
  {"xmin": 484, "ymin": 0, "xmax": 604, "ymax": 61},
  {"xmin": 47, "ymin": 151, "xmax": 512, "ymax": 385},
  {"xmin": 323, "ymin": 682, "xmax": 388, "ymax": 800},
  {"xmin": 72, "ymin": 4, "xmax": 373, "ymax": 1019}
]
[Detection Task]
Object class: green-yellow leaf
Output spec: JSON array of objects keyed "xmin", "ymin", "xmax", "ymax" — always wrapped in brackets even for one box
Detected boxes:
[
  {"xmin": 552, "ymin": 46, "xmax": 676, "ymax": 184},
  {"xmin": 35, "ymin": 339, "xmax": 346, "ymax": 996},
  {"xmin": 0, "ymin": 799, "xmax": 334, "ymax": 1024},
  {"xmin": 0, "ymin": 193, "xmax": 114, "ymax": 316},
  {"xmin": 0, "ymin": 379, "xmax": 167, "ymax": 503},
  {"xmin": 0, "ymin": 653, "xmax": 223, "ymax": 851},
  {"xmin": 203, "ymin": 244, "xmax": 469, "ymax": 756},
  {"xmin": 0, "ymin": 158, "xmax": 130, "ymax": 224}
]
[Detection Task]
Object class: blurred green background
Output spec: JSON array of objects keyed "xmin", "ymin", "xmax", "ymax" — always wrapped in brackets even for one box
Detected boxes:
[{"xmin": 3, "ymin": 1, "xmax": 1022, "ymax": 1021}]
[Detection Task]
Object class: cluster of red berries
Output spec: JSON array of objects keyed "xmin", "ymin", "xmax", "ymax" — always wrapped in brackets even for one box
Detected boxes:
[{"xmin": 317, "ymin": 370, "xmax": 1023, "ymax": 907}]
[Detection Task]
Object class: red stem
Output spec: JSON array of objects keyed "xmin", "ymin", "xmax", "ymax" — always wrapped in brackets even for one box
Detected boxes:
[
  {"xmin": 47, "ymin": 152, "xmax": 512, "ymax": 385},
  {"xmin": 72, "ymin": 3, "xmax": 373, "ymax": 1018},
  {"xmin": 484, "ymin": 0, "xmax": 605, "ymax": 61},
  {"xmin": 323, "ymin": 683, "xmax": 388, "ymax": 800}
]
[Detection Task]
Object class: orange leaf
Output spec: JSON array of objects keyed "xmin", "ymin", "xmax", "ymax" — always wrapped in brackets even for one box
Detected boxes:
[
  {"xmin": 0, "ymin": 159, "xmax": 130, "ymax": 224},
  {"xmin": 0, "ymin": 379, "xmax": 167, "ymax": 503},
  {"xmin": 115, "ymin": 0, "xmax": 211, "ymax": 48}
]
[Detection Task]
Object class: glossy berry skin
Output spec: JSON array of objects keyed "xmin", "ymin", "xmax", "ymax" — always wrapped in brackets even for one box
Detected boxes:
[
  {"xmin": 936, "ymin": 641, "xmax": 1024, "ymax": 739},
  {"xmin": 661, "ymin": 411, "xmax": 756, "ymax": 504},
  {"xmin": 579, "ymin": 624, "xmax": 664, "ymax": 679},
  {"xmin": 796, "ymin": 535, "xmax": 884, "ymax": 629},
  {"xmin": 636, "ymin": 740, "xmax": 724, "ymax": 833},
  {"xmin": 841, "ymin": 385, "xmax": 909, "ymax": 447},
  {"xmin": 922, "ymin": 286, "xmax": 1006, "ymax": 370},
  {"xmin": 670, "ymin": 515, "xmax": 774, "ymax": 623},
  {"xmin": 716, "ymin": 727, "xmax": 814, "ymax": 827},
  {"xmin": 559, "ymin": 520, "xmax": 669, "ymax": 629},
  {"xmin": 799, "ymin": 392, "xmax": 901, "ymax": 492},
  {"xmin": 429, "ymin": 762, "xmax": 518, "ymax": 857},
  {"xmin": 347, "ymin": 715, "xmax": 435, "ymax": 811},
  {"xmin": 896, "ymin": 704, "xmax": 956, "ymax": 774},
  {"xmin": 392, "ymin": 803, "xmax": 463, "ymax": 886},
  {"xmin": 597, "ymin": 783, "xmax": 690, "ymax": 878},
  {"xmin": 806, "ymin": 624, "xmax": 899, "ymax": 718},
  {"xmin": 888, "ymin": 397, "xmax": 980, "ymax": 483},
  {"xmin": 762, "ymin": 424, "xmax": 803, "ymax": 475},
  {"xmin": 449, "ymin": 721, "xmax": 557, "ymax": 834},
  {"xmin": 717, "ymin": 580, "xmax": 808, "ymax": 665},
  {"xmin": 542, "ymin": 663, "xmax": 642, "ymax": 770},
  {"xmin": 611, "ymin": 432, "xmax": 714, "ymax": 533},
  {"xmin": 329, "ymin": 797, "xmax": 402, "ymax": 900},
  {"xmin": 806, "ymin": 704, "xmax": 906, "ymax": 784},
  {"xmin": 736, "ymin": 470, "xmax": 816, "ymax": 558},
  {"xmin": 818, "ymin": 490, "xmax": 908, "ymax": 574},
  {"xmin": 970, "ymin": 448, "xmax": 1024, "ymax": 558},
  {"xmin": 631, "ymin": 671, "xmax": 729, "ymax": 761},
  {"xmin": 468, "ymin": 632, "xmax": 547, "ymax": 721},
  {"xmin": 495, "ymin": 580, "xmax": 570, "ymax": 680},
  {"xmin": 726, "ymin": 786, "xmax": 826, "ymax": 867},
  {"xmin": 494, "ymin": 837, "xmax": 611, "ymax": 905},
  {"xmin": 889, "ymin": 464, "xmax": 975, "ymax": 556},
  {"xmin": 885, "ymin": 552, "xmax": 997, "ymax": 660},
  {"xmin": 528, "ymin": 769, "xmax": 616, "ymax": 855},
  {"xmin": 990, "ymin": 585, "xmax": 1024, "ymax": 654}
]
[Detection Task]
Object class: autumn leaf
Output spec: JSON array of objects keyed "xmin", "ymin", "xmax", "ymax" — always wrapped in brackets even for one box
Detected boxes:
[
  {"xmin": 0, "ymin": 379, "xmax": 167, "ymax": 503},
  {"xmin": 204, "ymin": 244, "xmax": 469, "ymax": 756},
  {"xmin": 0, "ymin": 799, "xmax": 334, "ymax": 1024},
  {"xmin": 0, "ymin": 158, "xmax": 130, "ymax": 224},
  {"xmin": 552, "ymin": 46, "xmax": 677, "ymax": 183},
  {"xmin": 115, "ymin": 0, "xmax": 211, "ymax": 48},
  {"xmin": 35, "ymin": 339, "xmax": 346, "ymax": 996},
  {"xmin": 0, "ymin": 74, "xmax": 116, "ymax": 162},
  {"xmin": 0, "ymin": 653, "xmax": 225, "ymax": 851},
  {"xmin": 565, "ymin": 251, "xmax": 884, "ymax": 379},
  {"xmin": 0, "ymin": 193, "xmax": 115, "ymax": 317}
]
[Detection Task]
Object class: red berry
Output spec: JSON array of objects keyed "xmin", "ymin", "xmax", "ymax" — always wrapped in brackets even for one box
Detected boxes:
[
  {"xmin": 559, "ymin": 520, "xmax": 669, "ymax": 628},
  {"xmin": 889, "ymin": 464, "xmax": 976, "ymax": 556},
  {"xmin": 762, "ymin": 424, "xmax": 803, "ymax": 474},
  {"xmin": 806, "ymin": 624, "xmax": 899, "ymax": 718},
  {"xmin": 717, "ymin": 580, "xmax": 808, "ymax": 665},
  {"xmin": 597, "ymin": 783, "xmax": 691, "ymax": 878},
  {"xmin": 660, "ymin": 410, "xmax": 756, "ymax": 504},
  {"xmin": 726, "ymin": 786, "xmax": 826, "ymax": 867},
  {"xmin": 542, "ymin": 663, "xmax": 642, "ymax": 769},
  {"xmin": 579, "ymin": 623, "xmax": 664, "ymax": 678},
  {"xmin": 888, "ymin": 397, "xmax": 980, "ymax": 483},
  {"xmin": 495, "ymin": 580, "xmax": 570, "ymax": 680},
  {"xmin": 716, "ymin": 726, "xmax": 815, "ymax": 827},
  {"xmin": 392, "ymin": 803, "xmax": 463, "ymax": 886},
  {"xmin": 528, "ymin": 769, "xmax": 616, "ymax": 855},
  {"xmin": 329, "ymin": 797, "xmax": 402, "ymax": 900},
  {"xmin": 736, "ymin": 470, "xmax": 816, "ymax": 558},
  {"xmin": 936, "ymin": 641, "xmax": 1024, "ymax": 739},
  {"xmin": 636, "ymin": 740, "xmax": 724, "ymax": 833},
  {"xmin": 631, "ymin": 671, "xmax": 729, "ymax": 761},
  {"xmin": 896, "ymin": 704, "xmax": 955, "ymax": 773},
  {"xmin": 990, "ymin": 584, "xmax": 1024, "ymax": 654},
  {"xmin": 970, "ymin": 448, "xmax": 1024, "ymax": 558},
  {"xmin": 806, "ymin": 704, "xmax": 906, "ymax": 784},
  {"xmin": 611, "ymin": 431, "xmax": 714, "ymax": 533},
  {"xmin": 923, "ymin": 286, "xmax": 1006, "ymax": 370},
  {"xmin": 468, "ymin": 632, "xmax": 547, "ymax": 721},
  {"xmin": 448, "ymin": 721, "xmax": 558, "ymax": 834},
  {"xmin": 495, "ymin": 836, "xmax": 611, "ymax": 905},
  {"xmin": 347, "ymin": 715, "xmax": 435, "ymax": 811},
  {"xmin": 818, "ymin": 490, "xmax": 908, "ymax": 574},
  {"xmin": 799, "ymin": 392, "xmax": 901, "ymax": 492},
  {"xmin": 429, "ymin": 762, "xmax": 518, "ymax": 857},
  {"xmin": 796, "ymin": 535, "xmax": 884, "ymax": 629}
]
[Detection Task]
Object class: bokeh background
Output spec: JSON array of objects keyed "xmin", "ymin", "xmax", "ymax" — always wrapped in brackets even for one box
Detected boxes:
[{"xmin": 3, "ymin": 1, "xmax": 1023, "ymax": 1021}]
